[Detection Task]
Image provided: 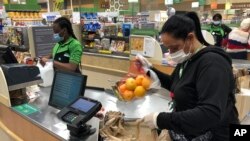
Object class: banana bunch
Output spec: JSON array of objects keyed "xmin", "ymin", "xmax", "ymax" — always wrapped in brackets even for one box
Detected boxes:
[{"xmin": 124, "ymin": 51, "xmax": 130, "ymax": 54}]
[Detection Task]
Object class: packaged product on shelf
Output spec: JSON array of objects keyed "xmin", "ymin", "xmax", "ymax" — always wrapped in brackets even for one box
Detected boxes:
[
  {"xmin": 94, "ymin": 39, "xmax": 102, "ymax": 49},
  {"xmin": 116, "ymin": 40, "xmax": 125, "ymax": 52},
  {"xmin": 101, "ymin": 38, "xmax": 110, "ymax": 50},
  {"xmin": 103, "ymin": 25, "xmax": 117, "ymax": 36},
  {"xmin": 109, "ymin": 40, "xmax": 116, "ymax": 52}
]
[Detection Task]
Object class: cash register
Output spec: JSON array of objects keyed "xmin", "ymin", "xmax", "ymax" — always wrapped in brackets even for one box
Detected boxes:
[{"xmin": 0, "ymin": 45, "xmax": 42, "ymax": 107}]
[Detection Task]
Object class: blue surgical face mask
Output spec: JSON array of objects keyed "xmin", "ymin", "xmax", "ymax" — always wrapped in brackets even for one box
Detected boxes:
[
  {"xmin": 53, "ymin": 33, "xmax": 64, "ymax": 42},
  {"xmin": 213, "ymin": 21, "xmax": 221, "ymax": 25}
]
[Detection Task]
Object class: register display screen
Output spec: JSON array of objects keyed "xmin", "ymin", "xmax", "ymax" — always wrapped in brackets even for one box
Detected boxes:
[
  {"xmin": 70, "ymin": 98, "xmax": 96, "ymax": 113},
  {"xmin": 49, "ymin": 71, "xmax": 87, "ymax": 109}
]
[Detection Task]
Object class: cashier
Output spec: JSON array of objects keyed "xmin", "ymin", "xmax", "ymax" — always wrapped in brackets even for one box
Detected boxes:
[
  {"xmin": 40, "ymin": 17, "xmax": 82, "ymax": 73},
  {"xmin": 137, "ymin": 12, "xmax": 239, "ymax": 141}
]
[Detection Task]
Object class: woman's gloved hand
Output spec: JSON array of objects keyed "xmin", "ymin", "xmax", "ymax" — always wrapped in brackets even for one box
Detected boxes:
[
  {"xmin": 146, "ymin": 69, "xmax": 161, "ymax": 89},
  {"xmin": 135, "ymin": 54, "xmax": 161, "ymax": 89},
  {"xmin": 135, "ymin": 54, "xmax": 152, "ymax": 71},
  {"xmin": 142, "ymin": 112, "xmax": 160, "ymax": 129}
]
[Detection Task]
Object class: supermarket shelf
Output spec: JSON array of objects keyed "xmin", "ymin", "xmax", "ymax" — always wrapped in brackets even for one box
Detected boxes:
[{"xmin": 12, "ymin": 18, "xmax": 42, "ymax": 21}]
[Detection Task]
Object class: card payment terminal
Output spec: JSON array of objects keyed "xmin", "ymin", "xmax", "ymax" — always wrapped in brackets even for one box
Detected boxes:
[{"xmin": 57, "ymin": 97, "xmax": 102, "ymax": 138}]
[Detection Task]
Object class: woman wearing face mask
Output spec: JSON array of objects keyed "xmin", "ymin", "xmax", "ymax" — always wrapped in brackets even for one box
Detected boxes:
[
  {"xmin": 137, "ymin": 12, "xmax": 239, "ymax": 141},
  {"xmin": 209, "ymin": 13, "xmax": 232, "ymax": 47},
  {"xmin": 40, "ymin": 17, "xmax": 82, "ymax": 73}
]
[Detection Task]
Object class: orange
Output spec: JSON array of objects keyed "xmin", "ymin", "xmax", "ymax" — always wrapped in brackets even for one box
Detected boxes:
[
  {"xmin": 135, "ymin": 75, "xmax": 144, "ymax": 86},
  {"xmin": 134, "ymin": 86, "xmax": 146, "ymax": 97},
  {"xmin": 125, "ymin": 78, "xmax": 137, "ymax": 91},
  {"xmin": 118, "ymin": 84, "xmax": 126, "ymax": 94},
  {"xmin": 142, "ymin": 77, "xmax": 151, "ymax": 90},
  {"xmin": 122, "ymin": 90, "xmax": 134, "ymax": 101}
]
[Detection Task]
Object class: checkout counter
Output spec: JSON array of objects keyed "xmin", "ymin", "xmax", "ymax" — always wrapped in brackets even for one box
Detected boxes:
[
  {"xmin": 0, "ymin": 63, "xmax": 170, "ymax": 141},
  {"xmin": 0, "ymin": 88, "xmax": 170, "ymax": 141}
]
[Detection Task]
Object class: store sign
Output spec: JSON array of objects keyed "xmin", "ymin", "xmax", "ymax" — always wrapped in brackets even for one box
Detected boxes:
[
  {"xmin": 198, "ymin": 0, "xmax": 206, "ymax": 6},
  {"xmin": 128, "ymin": 0, "xmax": 138, "ymax": 3},
  {"xmin": 3, "ymin": 0, "xmax": 8, "ymax": 4},
  {"xmin": 53, "ymin": 0, "xmax": 64, "ymax": 12},
  {"xmin": 174, "ymin": 0, "xmax": 181, "ymax": 4},
  {"xmin": 165, "ymin": 0, "xmax": 173, "ymax": 5},
  {"xmin": 231, "ymin": 3, "xmax": 250, "ymax": 9},
  {"xmin": 192, "ymin": 2, "xmax": 199, "ymax": 8},
  {"xmin": 211, "ymin": 2, "xmax": 217, "ymax": 10},
  {"xmin": 100, "ymin": 0, "xmax": 110, "ymax": 9},
  {"xmin": 225, "ymin": 2, "xmax": 231, "ymax": 10}
]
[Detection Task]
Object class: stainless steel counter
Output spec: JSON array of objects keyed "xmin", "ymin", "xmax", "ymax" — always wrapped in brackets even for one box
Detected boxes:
[
  {"xmin": 84, "ymin": 89, "xmax": 171, "ymax": 120},
  {"xmin": 11, "ymin": 87, "xmax": 170, "ymax": 140}
]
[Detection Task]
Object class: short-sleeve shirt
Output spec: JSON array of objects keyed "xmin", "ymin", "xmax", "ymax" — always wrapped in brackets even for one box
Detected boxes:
[{"xmin": 52, "ymin": 37, "xmax": 82, "ymax": 65}]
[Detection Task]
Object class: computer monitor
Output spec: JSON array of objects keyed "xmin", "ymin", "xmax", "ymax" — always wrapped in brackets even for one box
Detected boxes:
[
  {"xmin": 48, "ymin": 70, "xmax": 87, "ymax": 109},
  {"xmin": 0, "ymin": 45, "xmax": 18, "ymax": 64}
]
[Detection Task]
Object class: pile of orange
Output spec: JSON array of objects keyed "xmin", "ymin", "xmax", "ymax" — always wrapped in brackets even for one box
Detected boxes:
[{"xmin": 117, "ymin": 75, "xmax": 151, "ymax": 101}]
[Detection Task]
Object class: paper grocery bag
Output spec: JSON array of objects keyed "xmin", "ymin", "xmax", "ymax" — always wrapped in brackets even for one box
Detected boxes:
[
  {"xmin": 124, "ymin": 122, "xmax": 158, "ymax": 141},
  {"xmin": 124, "ymin": 122, "xmax": 171, "ymax": 141},
  {"xmin": 238, "ymin": 75, "xmax": 250, "ymax": 89},
  {"xmin": 235, "ymin": 90, "xmax": 250, "ymax": 121}
]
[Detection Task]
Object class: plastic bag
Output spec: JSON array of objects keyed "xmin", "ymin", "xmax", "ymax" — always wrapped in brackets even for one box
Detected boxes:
[
  {"xmin": 37, "ymin": 61, "xmax": 54, "ymax": 87},
  {"xmin": 147, "ymin": 69, "xmax": 161, "ymax": 90},
  {"xmin": 115, "ymin": 59, "xmax": 161, "ymax": 101}
]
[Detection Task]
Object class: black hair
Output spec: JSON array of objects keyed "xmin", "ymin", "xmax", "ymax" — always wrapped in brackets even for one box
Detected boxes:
[
  {"xmin": 213, "ymin": 13, "xmax": 222, "ymax": 20},
  {"xmin": 160, "ymin": 12, "xmax": 210, "ymax": 46},
  {"xmin": 53, "ymin": 17, "xmax": 77, "ymax": 39}
]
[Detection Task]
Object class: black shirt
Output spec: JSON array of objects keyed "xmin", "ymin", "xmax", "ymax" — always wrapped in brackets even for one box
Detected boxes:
[{"xmin": 152, "ymin": 47, "xmax": 239, "ymax": 141}]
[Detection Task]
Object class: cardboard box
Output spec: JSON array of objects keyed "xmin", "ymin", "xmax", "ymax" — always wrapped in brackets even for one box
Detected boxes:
[{"xmin": 235, "ymin": 89, "xmax": 250, "ymax": 121}]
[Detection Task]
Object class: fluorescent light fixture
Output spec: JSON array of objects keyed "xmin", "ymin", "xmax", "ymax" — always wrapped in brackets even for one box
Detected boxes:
[
  {"xmin": 128, "ymin": 0, "xmax": 139, "ymax": 3},
  {"xmin": 225, "ymin": 2, "xmax": 231, "ymax": 10},
  {"xmin": 192, "ymin": 2, "xmax": 199, "ymax": 8},
  {"xmin": 165, "ymin": 0, "xmax": 173, "ymax": 5}
]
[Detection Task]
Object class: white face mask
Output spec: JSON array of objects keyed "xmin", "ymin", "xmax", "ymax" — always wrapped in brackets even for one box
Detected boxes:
[
  {"xmin": 213, "ymin": 21, "xmax": 221, "ymax": 25},
  {"xmin": 169, "ymin": 49, "xmax": 191, "ymax": 64},
  {"xmin": 166, "ymin": 41, "xmax": 192, "ymax": 64}
]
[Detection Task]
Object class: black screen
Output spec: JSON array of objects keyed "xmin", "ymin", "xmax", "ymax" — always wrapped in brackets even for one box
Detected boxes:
[
  {"xmin": 49, "ymin": 71, "xmax": 87, "ymax": 109},
  {"xmin": 0, "ymin": 46, "xmax": 18, "ymax": 64},
  {"xmin": 70, "ymin": 98, "xmax": 96, "ymax": 113}
]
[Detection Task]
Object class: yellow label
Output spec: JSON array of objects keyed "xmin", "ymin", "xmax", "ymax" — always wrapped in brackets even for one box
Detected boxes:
[
  {"xmin": 53, "ymin": 0, "xmax": 64, "ymax": 11},
  {"xmin": 3, "ymin": 0, "xmax": 8, "ymax": 4}
]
